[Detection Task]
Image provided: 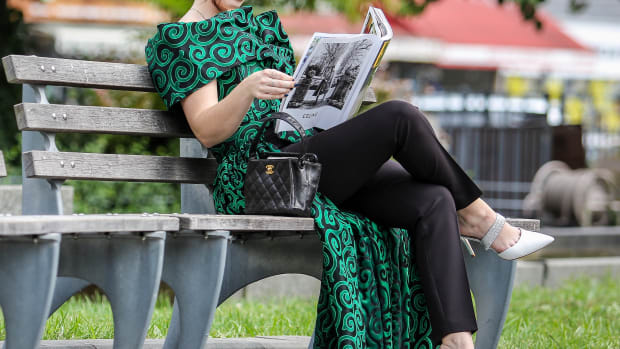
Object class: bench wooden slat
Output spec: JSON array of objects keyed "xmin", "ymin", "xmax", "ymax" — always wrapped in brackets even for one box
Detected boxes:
[
  {"xmin": 2, "ymin": 55, "xmax": 155, "ymax": 91},
  {"xmin": 0, "ymin": 214, "xmax": 179, "ymax": 236},
  {"xmin": 2, "ymin": 55, "xmax": 378, "ymax": 105},
  {"xmin": 505, "ymin": 218, "xmax": 540, "ymax": 232},
  {"xmin": 0, "ymin": 151, "xmax": 6, "ymax": 178},
  {"xmin": 15, "ymin": 103, "xmax": 193, "ymax": 137},
  {"xmin": 23, "ymin": 151, "xmax": 217, "ymax": 184},
  {"xmin": 362, "ymin": 88, "xmax": 377, "ymax": 105},
  {"xmin": 177, "ymin": 214, "xmax": 315, "ymax": 231},
  {"xmin": 176, "ymin": 216, "xmax": 536, "ymax": 233}
]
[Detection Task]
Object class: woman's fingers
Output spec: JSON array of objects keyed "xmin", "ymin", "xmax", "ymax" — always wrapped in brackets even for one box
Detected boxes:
[
  {"xmin": 245, "ymin": 69, "xmax": 293, "ymax": 99},
  {"xmin": 271, "ymin": 79, "xmax": 295, "ymax": 89},
  {"xmin": 256, "ymin": 92, "xmax": 286, "ymax": 100},
  {"xmin": 264, "ymin": 70, "xmax": 295, "ymax": 89},
  {"xmin": 261, "ymin": 85, "xmax": 291, "ymax": 95},
  {"xmin": 261, "ymin": 76, "xmax": 294, "ymax": 90},
  {"xmin": 265, "ymin": 68, "xmax": 294, "ymax": 81}
]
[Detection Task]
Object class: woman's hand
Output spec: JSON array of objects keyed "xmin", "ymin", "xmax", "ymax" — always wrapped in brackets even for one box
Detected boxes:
[
  {"xmin": 181, "ymin": 68, "xmax": 295, "ymax": 148},
  {"xmin": 241, "ymin": 69, "xmax": 295, "ymax": 100}
]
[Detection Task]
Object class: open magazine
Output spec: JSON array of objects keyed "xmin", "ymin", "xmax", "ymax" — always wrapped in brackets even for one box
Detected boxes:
[{"xmin": 276, "ymin": 6, "xmax": 393, "ymax": 132}]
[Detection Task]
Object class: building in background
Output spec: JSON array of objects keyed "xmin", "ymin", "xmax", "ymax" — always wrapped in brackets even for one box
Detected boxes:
[
  {"xmin": 7, "ymin": 0, "xmax": 169, "ymax": 60},
  {"xmin": 541, "ymin": 0, "xmax": 620, "ymax": 165}
]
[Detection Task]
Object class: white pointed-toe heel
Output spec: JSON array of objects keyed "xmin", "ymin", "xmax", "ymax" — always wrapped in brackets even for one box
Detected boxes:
[{"xmin": 461, "ymin": 213, "xmax": 554, "ymax": 260}]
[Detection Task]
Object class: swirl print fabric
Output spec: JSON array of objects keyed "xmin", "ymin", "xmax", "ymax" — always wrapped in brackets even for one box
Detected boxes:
[{"xmin": 146, "ymin": 6, "xmax": 438, "ymax": 348}]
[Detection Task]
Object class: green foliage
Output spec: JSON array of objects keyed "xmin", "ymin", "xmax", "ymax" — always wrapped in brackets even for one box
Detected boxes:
[
  {"xmin": 0, "ymin": 0, "xmax": 30, "ymax": 175},
  {"xmin": 144, "ymin": 0, "xmax": 192, "ymax": 18},
  {"xmin": 0, "ymin": 291, "xmax": 318, "ymax": 340},
  {"xmin": 50, "ymin": 88, "xmax": 181, "ymax": 214},
  {"xmin": 1, "ymin": 276, "xmax": 618, "ymax": 346},
  {"xmin": 146, "ymin": 0, "xmax": 566, "ymax": 27},
  {"xmin": 500, "ymin": 275, "xmax": 620, "ymax": 348}
]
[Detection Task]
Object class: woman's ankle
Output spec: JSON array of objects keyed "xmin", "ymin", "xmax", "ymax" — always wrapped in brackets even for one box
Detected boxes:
[
  {"xmin": 440, "ymin": 331, "xmax": 474, "ymax": 349},
  {"xmin": 457, "ymin": 199, "xmax": 495, "ymax": 238},
  {"xmin": 458, "ymin": 199, "xmax": 523, "ymax": 253}
]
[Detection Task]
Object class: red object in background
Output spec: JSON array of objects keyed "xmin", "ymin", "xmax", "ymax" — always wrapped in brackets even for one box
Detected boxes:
[
  {"xmin": 281, "ymin": 0, "xmax": 589, "ymax": 52},
  {"xmin": 392, "ymin": 0, "xmax": 588, "ymax": 50}
]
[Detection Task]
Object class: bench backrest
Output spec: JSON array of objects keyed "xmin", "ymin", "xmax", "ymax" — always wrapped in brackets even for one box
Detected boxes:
[
  {"xmin": 3, "ymin": 54, "xmax": 376, "ymax": 216},
  {"xmin": 3, "ymin": 55, "xmax": 217, "ymax": 186}
]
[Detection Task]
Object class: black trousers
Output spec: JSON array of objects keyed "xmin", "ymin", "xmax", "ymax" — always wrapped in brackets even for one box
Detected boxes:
[{"xmin": 281, "ymin": 100, "xmax": 482, "ymax": 344}]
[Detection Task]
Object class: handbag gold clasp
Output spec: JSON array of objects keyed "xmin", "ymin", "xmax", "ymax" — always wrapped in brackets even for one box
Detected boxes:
[{"xmin": 265, "ymin": 164, "xmax": 274, "ymax": 175}]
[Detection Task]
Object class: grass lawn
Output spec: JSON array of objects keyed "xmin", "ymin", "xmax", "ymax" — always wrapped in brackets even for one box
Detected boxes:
[{"xmin": 1, "ymin": 276, "xmax": 618, "ymax": 348}]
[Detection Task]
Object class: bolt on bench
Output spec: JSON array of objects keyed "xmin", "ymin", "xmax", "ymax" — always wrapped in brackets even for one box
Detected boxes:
[{"xmin": 1, "ymin": 54, "xmax": 540, "ymax": 349}]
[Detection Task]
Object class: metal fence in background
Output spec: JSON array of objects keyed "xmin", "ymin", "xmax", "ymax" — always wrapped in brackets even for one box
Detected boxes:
[
  {"xmin": 444, "ymin": 126, "xmax": 552, "ymax": 217},
  {"xmin": 583, "ymin": 131, "xmax": 620, "ymax": 166}
]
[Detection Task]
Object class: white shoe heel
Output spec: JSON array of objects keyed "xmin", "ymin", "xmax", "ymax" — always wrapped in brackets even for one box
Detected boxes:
[{"xmin": 462, "ymin": 213, "xmax": 554, "ymax": 260}]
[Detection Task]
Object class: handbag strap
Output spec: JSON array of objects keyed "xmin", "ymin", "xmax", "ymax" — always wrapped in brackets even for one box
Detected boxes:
[{"xmin": 249, "ymin": 112, "xmax": 309, "ymax": 158}]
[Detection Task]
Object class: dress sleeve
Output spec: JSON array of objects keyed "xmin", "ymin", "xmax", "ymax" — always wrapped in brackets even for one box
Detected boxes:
[
  {"xmin": 145, "ymin": 22, "xmax": 243, "ymax": 109},
  {"xmin": 145, "ymin": 8, "xmax": 295, "ymax": 110}
]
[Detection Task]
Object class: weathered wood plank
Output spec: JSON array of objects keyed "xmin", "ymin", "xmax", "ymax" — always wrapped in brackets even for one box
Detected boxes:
[
  {"xmin": 176, "ymin": 215, "xmax": 535, "ymax": 233},
  {"xmin": 0, "ymin": 214, "xmax": 179, "ymax": 236},
  {"xmin": 2, "ymin": 55, "xmax": 155, "ymax": 91},
  {"xmin": 15, "ymin": 103, "xmax": 193, "ymax": 137},
  {"xmin": 2, "ymin": 55, "xmax": 379, "ymax": 106},
  {"xmin": 23, "ymin": 151, "xmax": 217, "ymax": 184},
  {"xmin": 176, "ymin": 214, "xmax": 315, "ymax": 232},
  {"xmin": 3, "ymin": 54, "xmax": 377, "ymax": 100},
  {"xmin": 362, "ymin": 88, "xmax": 377, "ymax": 105},
  {"xmin": 0, "ymin": 151, "xmax": 6, "ymax": 177},
  {"xmin": 506, "ymin": 218, "xmax": 540, "ymax": 232}
]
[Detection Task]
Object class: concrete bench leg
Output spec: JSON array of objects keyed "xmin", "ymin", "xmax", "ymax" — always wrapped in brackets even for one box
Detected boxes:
[
  {"xmin": 462, "ymin": 242, "xmax": 516, "ymax": 349},
  {"xmin": 218, "ymin": 234, "xmax": 323, "ymax": 304},
  {"xmin": 48, "ymin": 277, "xmax": 92, "ymax": 313},
  {"xmin": 221, "ymin": 234, "xmax": 323, "ymax": 349},
  {"xmin": 308, "ymin": 332, "xmax": 316, "ymax": 349},
  {"xmin": 161, "ymin": 231, "xmax": 229, "ymax": 349},
  {"xmin": 55, "ymin": 232, "xmax": 165, "ymax": 349},
  {"xmin": 0, "ymin": 234, "xmax": 60, "ymax": 349}
]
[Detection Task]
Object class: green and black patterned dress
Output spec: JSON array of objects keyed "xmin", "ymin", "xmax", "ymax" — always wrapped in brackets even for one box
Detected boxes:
[{"xmin": 146, "ymin": 6, "xmax": 436, "ymax": 348}]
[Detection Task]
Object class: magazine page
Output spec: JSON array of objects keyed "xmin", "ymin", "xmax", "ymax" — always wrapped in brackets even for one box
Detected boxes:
[
  {"xmin": 277, "ymin": 33, "xmax": 381, "ymax": 132},
  {"xmin": 362, "ymin": 6, "xmax": 393, "ymax": 41},
  {"xmin": 361, "ymin": 7, "xmax": 378, "ymax": 35},
  {"xmin": 373, "ymin": 7, "xmax": 393, "ymax": 41},
  {"xmin": 344, "ymin": 7, "xmax": 393, "ymax": 125}
]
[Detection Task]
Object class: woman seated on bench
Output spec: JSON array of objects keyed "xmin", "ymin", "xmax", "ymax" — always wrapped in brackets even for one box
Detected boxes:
[{"xmin": 145, "ymin": 1, "xmax": 554, "ymax": 348}]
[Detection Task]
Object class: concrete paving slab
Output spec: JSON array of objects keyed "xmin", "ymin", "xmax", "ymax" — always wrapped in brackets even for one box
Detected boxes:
[
  {"xmin": 540, "ymin": 226, "xmax": 620, "ymax": 257},
  {"xmin": 2, "ymin": 336, "xmax": 310, "ymax": 349},
  {"xmin": 0, "ymin": 185, "xmax": 74, "ymax": 215},
  {"xmin": 244, "ymin": 274, "xmax": 320, "ymax": 300},
  {"xmin": 543, "ymin": 256, "xmax": 620, "ymax": 288},
  {"xmin": 514, "ymin": 261, "xmax": 545, "ymax": 287}
]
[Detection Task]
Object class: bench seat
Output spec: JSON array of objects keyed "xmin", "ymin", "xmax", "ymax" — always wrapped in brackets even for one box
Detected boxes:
[
  {"xmin": 0, "ymin": 214, "xmax": 178, "ymax": 236},
  {"xmin": 175, "ymin": 214, "xmax": 315, "ymax": 232}
]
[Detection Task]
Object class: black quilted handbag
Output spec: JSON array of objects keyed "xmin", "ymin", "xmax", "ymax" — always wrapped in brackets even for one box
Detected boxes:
[{"xmin": 244, "ymin": 112, "xmax": 322, "ymax": 217}]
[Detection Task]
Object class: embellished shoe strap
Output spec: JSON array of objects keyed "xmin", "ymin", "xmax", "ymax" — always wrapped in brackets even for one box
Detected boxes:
[{"xmin": 481, "ymin": 213, "xmax": 505, "ymax": 250}]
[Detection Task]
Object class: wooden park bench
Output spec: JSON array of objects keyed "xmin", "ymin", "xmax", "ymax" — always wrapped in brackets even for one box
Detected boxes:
[{"xmin": 1, "ymin": 54, "xmax": 540, "ymax": 349}]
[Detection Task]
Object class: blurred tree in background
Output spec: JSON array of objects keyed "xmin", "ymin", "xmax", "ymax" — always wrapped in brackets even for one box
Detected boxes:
[
  {"xmin": 0, "ymin": 0, "xmax": 31, "ymax": 175},
  {"xmin": 152, "ymin": 0, "xmax": 574, "ymax": 28}
]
